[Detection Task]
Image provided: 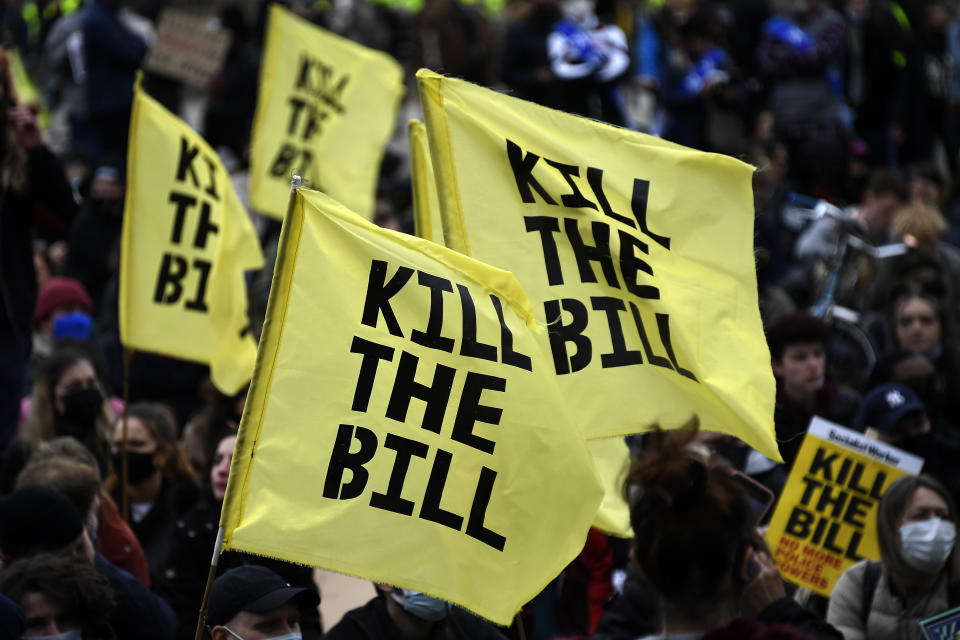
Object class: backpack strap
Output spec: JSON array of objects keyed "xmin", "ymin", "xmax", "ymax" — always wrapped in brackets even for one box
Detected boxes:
[{"xmin": 860, "ymin": 561, "xmax": 882, "ymax": 626}]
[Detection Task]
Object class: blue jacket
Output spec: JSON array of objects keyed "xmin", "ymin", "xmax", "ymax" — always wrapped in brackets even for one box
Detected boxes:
[
  {"xmin": 81, "ymin": 1, "xmax": 146, "ymax": 115},
  {"xmin": 96, "ymin": 554, "xmax": 177, "ymax": 640}
]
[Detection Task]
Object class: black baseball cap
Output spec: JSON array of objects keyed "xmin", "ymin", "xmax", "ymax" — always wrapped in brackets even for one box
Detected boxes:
[{"xmin": 207, "ymin": 565, "xmax": 320, "ymax": 627}]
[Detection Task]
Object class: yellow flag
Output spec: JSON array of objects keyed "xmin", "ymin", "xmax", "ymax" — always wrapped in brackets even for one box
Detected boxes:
[
  {"xmin": 221, "ymin": 188, "xmax": 603, "ymax": 625},
  {"xmin": 765, "ymin": 418, "xmax": 922, "ymax": 596},
  {"xmin": 418, "ymin": 70, "xmax": 779, "ymax": 461},
  {"xmin": 248, "ymin": 5, "xmax": 404, "ymax": 220},
  {"xmin": 120, "ymin": 77, "xmax": 263, "ymax": 395},
  {"xmin": 8, "ymin": 48, "xmax": 49, "ymax": 129},
  {"xmin": 588, "ymin": 437, "xmax": 632, "ymax": 537},
  {"xmin": 409, "ymin": 119, "xmax": 444, "ymax": 245}
]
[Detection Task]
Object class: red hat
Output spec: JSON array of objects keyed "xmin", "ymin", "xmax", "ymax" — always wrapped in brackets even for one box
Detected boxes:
[{"xmin": 34, "ymin": 277, "xmax": 92, "ymax": 324}]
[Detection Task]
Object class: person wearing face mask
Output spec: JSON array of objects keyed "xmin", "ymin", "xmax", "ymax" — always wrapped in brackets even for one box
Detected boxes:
[
  {"xmin": 161, "ymin": 434, "xmax": 322, "ymax": 640},
  {"xmin": 855, "ymin": 384, "xmax": 960, "ymax": 510},
  {"xmin": 109, "ymin": 402, "xmax": 197, "ymax": 590},
  {"xmin": 890, "ymin": 288, "xmax": 960, "ymax": 421},
  {"xmin": 322, "ymin": 583, "xmax": 508, "ymax": 640},
  {"xmin": 2, "ymin": 348, "xmax": 116, "ymax": 493},
  {"xmin": 207, "ymin": 565, "xmax": 319, "ymax": 640},
  {"xmin": 827, "ymin": 474, "xmax": 960, "ymax": 639}
]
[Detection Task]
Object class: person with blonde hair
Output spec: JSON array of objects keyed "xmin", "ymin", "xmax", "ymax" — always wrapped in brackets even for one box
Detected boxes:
[{"xmin": 1, "ymin": 349, "xmax": 114, "ymax": 493}]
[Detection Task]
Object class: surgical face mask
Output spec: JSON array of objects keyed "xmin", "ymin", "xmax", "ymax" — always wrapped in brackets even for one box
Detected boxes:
[
  {"xmin": 390, "ymin": 589, "xmax": 448, "ymax": 622},
  {"xmin": 224, "ymin": 627, "xmax": 302, "ymax": 640},
  {"xmin": 900, "ymin": 517, "xmax": 956, "ymax": 573},
  {"xmin": 29, "ymin": 632, "xmax": 83, "ymax": 640}
]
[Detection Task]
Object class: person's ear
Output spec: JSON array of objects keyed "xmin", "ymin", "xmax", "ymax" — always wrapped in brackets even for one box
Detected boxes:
[
  {"xmin": 210, "ymin": 626, "xmax": 229, "ymax": 640},
  {"xmin": 739, "ymin": 544, "xmax": 761, "ymax": 583}
]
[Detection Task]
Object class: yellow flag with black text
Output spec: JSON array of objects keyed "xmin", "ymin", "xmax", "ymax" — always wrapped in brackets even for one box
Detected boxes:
[
  {"xmin": 418, "ymin": 70, "xmax": 779, "ymax": 460},
  {"xmin": 120, "ymin": 78, "xmax": 263, "ymax": 395},
  {"xmin": 220, "ymin": 188, "xmax": 603, "ymax": 625},
  {"xmin": 409, "ymin": 119, "xmax": 444, "ymax": 245},
  {"xmin": 248, "ymin": 5, "xmax": 404, "ymax": 219}
]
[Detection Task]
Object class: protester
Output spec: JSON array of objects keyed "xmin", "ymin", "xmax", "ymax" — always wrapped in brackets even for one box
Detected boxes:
[
  {"xmin": 159, "ymin": 433, "xmax": 321, "ymax": 639},
  {"xmin": 0, "ymin": 45, "xmax": 78, "ymax": 455},
  {"xmin": 206, "ymin": 565, "xmax": 319, "ymax": 640},
  {"xmin": 624, "ymin": 419, "xmax": 843, "ymax": 639},
  {"xmin": 4, "ymin": 348, "xmax": 115, "ymax": 490},
  {"xmin": 766, "ymin": 313, "xmax": 858, "ymax": 469},
  {"xmin": 109, "ymin": 402, "xmax": 197, "ymax": 586},
  {"xmin": 0, "ymin": 552, "xmax": 115, "ymax": 639},
  {"xmin": 854, "ymin": 383, "xmax": 960, "ymax": 501},
  {"xmin": 827, "ymin": 474, "xmax": 960, "ymax": 639},
  {"xmin": 18, "ymin": 438, "xmax": 151, "ymax": 586},
  {"xmin": 323, "ymin": 583, "xmax": 508, "ymax": 640},
  {"xmin": 889, "ymin": 287, "xmax": 960, "ymax": 419},
  {"xmin": 0, "ymin": 485, "xmax": 178, "ymax": 640}
]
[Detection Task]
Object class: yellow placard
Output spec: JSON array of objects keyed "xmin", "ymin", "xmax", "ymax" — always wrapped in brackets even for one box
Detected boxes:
[
  {"xmin": 765, "ymin": 417, "xmax": 922, "ymax": 596},
  {"xmin": 417, "ymin": 70, "xmax": 779, "ymax": 460},
  {"xmin": 221, "ymin": 188, "xmax": 603, "ymax": 625},
  {"xmin": 248, "ymin": 5, "xmax": 404, "ymax": 220},
  {"xmin": 120, "ymin": 76, "xmax": 263, "ymax": 394},
  {"xmin": 409, "ymin": 119, "xmax": 444, "ymax": 245}
]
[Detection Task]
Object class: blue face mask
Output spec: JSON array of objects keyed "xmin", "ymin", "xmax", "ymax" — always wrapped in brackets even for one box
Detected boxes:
[
  {"xmin": 390, "ymin": 590, "xmax": 448, "ymax": 622},
  {"xmin": 224, "ymin": 627, "xmax": 302, "ymax": 640},
  {"xmin": 30, "ymin": 632, "xmax": 83, "ymax": 640}
]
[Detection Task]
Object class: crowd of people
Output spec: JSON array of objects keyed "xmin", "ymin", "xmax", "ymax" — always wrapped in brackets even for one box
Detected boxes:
[{"xmin": 1, "ymin": 0, "xmax": 960, "ymax": 638}]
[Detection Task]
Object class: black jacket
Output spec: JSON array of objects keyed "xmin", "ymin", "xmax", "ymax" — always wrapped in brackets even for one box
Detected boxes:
[
  {"xmin": 0, "ymin": 145, "xmax": 77, "ymax": 333},
  {"xmin": 323, "ymin": 595, "xmax": 509, "ymax": 640}
]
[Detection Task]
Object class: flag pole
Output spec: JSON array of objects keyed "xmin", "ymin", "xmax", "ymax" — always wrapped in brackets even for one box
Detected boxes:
[
  {"xmin": 193, "ymin": 526, "xmax": 226, "ymax": 640},
  {"xmin": 120, "ymin": 347, "xmax": 134, "ymax": 522}
]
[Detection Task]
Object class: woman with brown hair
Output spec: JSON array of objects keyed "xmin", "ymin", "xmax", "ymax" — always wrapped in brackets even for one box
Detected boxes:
[
  {"xmin": 625, "ymin": 419, "xmax": 840, "ymax": 639},
  {"xmin": 826, "ymin": 474, "xmax": 960, "ymax": 639},
  {"xmin": 1, "ymin": 349, "xmax": 115, "ymax": 493},
  {"xmin": 110, "ymin": 401, "xmax": 197, "ymax": 589}
]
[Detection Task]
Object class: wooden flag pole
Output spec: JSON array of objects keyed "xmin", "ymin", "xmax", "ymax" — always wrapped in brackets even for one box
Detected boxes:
[{"xmin": 120, "ymin": 348, "xmax": 134, "ymax": 523}]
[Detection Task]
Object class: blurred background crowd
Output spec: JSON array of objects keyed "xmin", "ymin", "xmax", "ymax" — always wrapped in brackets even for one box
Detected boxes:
[{"xmin": 2, "ymin": 0, "xmax": 960, "ymax": 638}]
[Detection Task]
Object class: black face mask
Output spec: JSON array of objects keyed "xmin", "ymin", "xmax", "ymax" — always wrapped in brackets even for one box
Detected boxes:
[
  {"xmin": 92, "ymin": 197, "xmax": 124, "ymax": 218},
  {"xmin": 57, "ymin": 386, "xmax": 103, "ymax": 434},
  {"xmin": 112, "ymin": 451, "xmax": 157, "ymax": 485}
]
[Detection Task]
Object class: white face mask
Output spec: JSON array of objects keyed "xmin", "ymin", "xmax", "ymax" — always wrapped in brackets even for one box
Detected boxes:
[
  {"xmin": 224, "ymin": 627, "xmax": 302, "ymax": 640},
  {"xmin": 900, "ymin": 517, "xmax": 956, "ymax": 573}
]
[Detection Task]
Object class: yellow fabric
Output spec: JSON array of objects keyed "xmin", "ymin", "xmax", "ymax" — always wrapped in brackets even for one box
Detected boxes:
[
  {"xmin": 9, "ymin": 48, "xmax": 49, "ymax": 130},
  {"xmin": 765, "ymin": 419, "xmax": 921, "ymax": 596},
  {"xmin": 409, "ymin": 119, "xmax": 444, "ymax": 246},
  {"xmin": 248, "ymin": 5, "xmax": 404, "ymax": 220},
  {"xmin": 417, "ymin": 70, "xmax": 779, "ymax": 460},
  {"xmin": 221, "ymin": 188, "xmax": 603, "ymax": 625},
  {"xmin": 119, "ymin": 77, "xmax": 263, "ymax": 395},
  {"xmin": 587, "ymin": 437, "xmax": 632, "ymax": 537}
]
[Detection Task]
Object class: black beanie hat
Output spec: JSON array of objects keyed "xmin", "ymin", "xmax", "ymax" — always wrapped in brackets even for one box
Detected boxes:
[{"xmin": 0, "ymin": 486, "xmax": 84, "ymax": 559}]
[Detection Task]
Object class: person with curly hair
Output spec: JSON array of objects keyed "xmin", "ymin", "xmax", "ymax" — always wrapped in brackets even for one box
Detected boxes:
[{"xmin": 0, "ymin": 552, "xmax": 115, "ymax": 639}]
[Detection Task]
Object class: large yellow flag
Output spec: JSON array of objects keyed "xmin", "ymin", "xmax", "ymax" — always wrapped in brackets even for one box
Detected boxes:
[
  {"xmin": 120, "ymin": 78, "xmax": 263, "ymax": 395},
  {"xmin": 221, "ymin": 188, "xmax": 603, "ymax": 625},
  {"xmin": 418, "ymin": 70, "xmax": 779, "ymax": 461},
  {"xmin": 588, "ymin": 437, "xmax": 632, "ymax": 537},
  {"xmin": 248, "ymin": 5, "xmax": 404, "ymax": 220},
  {"xmin": 409, "ymin": 119, "xmax": 444, "ymax": 245}
]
